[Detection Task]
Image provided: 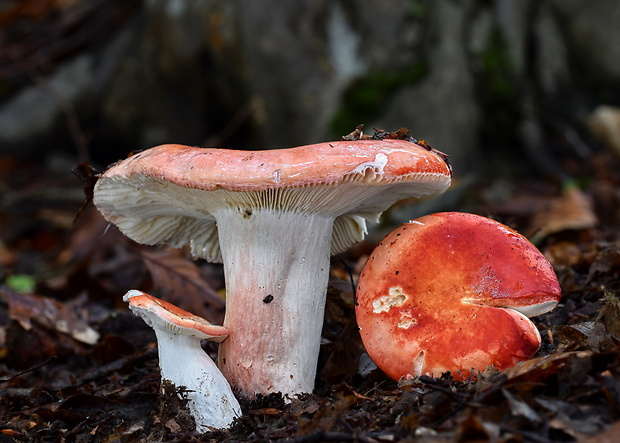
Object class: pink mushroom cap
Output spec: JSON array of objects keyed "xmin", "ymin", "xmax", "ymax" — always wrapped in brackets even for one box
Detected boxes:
[
  {"xmin": 93, "ymin": 139, "xmax": 452, "ymax": 261},
  {"xmin": 123, "ymin": 290, "xmax": 229, "ymax": 342},
  {"xmin": 355, "ymin": 212, "xmax": 562, "ymax": 381}
]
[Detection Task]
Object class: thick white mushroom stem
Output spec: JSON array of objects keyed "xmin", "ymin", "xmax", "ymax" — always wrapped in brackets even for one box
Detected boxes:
[
  {"xmin": 216, "ymin": 209, "xmax": 333, "ymax": 398},
  {"xmin": 154, "ymin": 331, "xmax": 241, "ymax": 430}
]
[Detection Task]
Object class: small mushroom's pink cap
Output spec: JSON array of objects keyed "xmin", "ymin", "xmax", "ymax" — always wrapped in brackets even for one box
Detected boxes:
[{"xmin": 124, "ymin": 290, "xmax": 228, "ymax": 342}]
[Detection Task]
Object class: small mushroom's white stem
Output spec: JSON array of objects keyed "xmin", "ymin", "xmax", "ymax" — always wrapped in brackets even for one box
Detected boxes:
[
  {"xmin": 154, "ymin": 330, "xmax": 241, "ymax": 430},
  {"xmin": 216, "ymin": 209, "xmax": 333, "ymax": 398}
]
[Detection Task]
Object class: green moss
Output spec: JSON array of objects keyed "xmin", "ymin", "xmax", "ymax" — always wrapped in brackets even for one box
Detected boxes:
[
  {"xmin": 5, "ymin": 274, "xmax": 36, "ymax": 294},
  {"xmin": 409, "ymin": 0, "xmax": 427, "ymax": 19},
  {"xmin": 330, "ymin": 61, "xmax": 428, "ymax": 136}
]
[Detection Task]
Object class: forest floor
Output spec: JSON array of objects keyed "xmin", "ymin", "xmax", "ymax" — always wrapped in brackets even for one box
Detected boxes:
[{"xmin": 1, "ymin": 147, "xmax": 619, "ymax": 442}]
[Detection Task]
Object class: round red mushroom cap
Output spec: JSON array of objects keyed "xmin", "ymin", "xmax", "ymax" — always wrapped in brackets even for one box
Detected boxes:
[{"xmin": 355, "ymin": 212, "xmax": 562, "ymax": 381}]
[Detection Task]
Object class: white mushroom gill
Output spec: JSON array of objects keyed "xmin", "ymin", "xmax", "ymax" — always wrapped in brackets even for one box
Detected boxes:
[
  {"xmin": 508, "ymin": 300, "xmax": 559, "ymax": 317},
  {"xmin": 94, "ymin": 173, "xmax": 447, "ymax": 261},
  {"xmin": 461, "ymin": 298, "xmax": 560, "ymax": 318}
]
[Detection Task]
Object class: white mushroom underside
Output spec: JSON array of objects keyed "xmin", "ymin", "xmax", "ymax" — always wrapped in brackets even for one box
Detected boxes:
[
  {"xmin": 93, "ymin": 172, "xmax": 449, "ymax": 262},
  {"xmin": 462, "ymin": 298, "xmax": 559, "ymax": 318}
]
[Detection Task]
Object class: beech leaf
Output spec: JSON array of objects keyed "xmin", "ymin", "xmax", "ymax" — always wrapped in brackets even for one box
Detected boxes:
[{"xmin": 1, "ymin": 286, "xmax": 100, "ymax": 345}]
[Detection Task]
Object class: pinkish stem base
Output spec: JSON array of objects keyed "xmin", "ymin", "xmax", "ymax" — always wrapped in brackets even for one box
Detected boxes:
[{"xmin": 216, "ymin": 209, "xmax": 333, "ymax": 398}]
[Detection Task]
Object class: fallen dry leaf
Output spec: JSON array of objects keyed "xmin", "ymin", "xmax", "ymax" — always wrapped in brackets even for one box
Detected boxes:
[
  {"xmin": 528, "ymin": 185, "xmax": 598, "ymax": 244},
  {"xmin": 1, "ymin": 286, "xmax": 99, "ymax": 345},
  {"xmin": 139, "ymin": 248, "xmax": 225, "ymax": 323},
  {"xmin": 599, "ymin": 293, "xmax": 620, "ymax": 338},
  {"xmin": 503, "ymin": 350, "xmax": 595, "ymax": 382}
]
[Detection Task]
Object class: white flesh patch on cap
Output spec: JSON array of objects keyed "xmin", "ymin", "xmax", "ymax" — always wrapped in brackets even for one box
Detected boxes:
[
  {"xmin": 397, "ymin": 310, "xmax": 418, "ymax": 329},
  {"xmin": 372, "ymin": 287, "xmax": 407, "ymax": 313},
  {"xmin": 123, "ymin": 289, "xmax": 144, "ymax": 301},
  {"xmin": 348, "ymin": 153, "xmax": 388, "ymax": 182}
]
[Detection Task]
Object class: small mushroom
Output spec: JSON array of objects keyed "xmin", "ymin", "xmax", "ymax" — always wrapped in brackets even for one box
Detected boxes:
[
  {"xmin": 123, "ymin": 290, "xmax": 241, "ymax": 430},
  {"xmin": 355, "ymin": 212, "xmax": 562, "ymax": 380},
  {"xmin": 95, "ymin": 139, "xmax": 452, "ymax": 398}
]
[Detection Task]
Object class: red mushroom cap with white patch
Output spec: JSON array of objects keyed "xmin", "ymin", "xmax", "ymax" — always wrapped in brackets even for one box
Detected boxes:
[{"xmin": 355, "ymin": 212, "xmax": 562, "ymax": 381}]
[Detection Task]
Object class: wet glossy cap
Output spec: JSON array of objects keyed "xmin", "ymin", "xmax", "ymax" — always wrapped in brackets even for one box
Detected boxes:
[
  {"xmin": 355, "ymin": 212, "xmax": 562, "ymax": 380},
  {"xmin": 94, "ymin": 140, "xmax": 452, "ymax": 261}
]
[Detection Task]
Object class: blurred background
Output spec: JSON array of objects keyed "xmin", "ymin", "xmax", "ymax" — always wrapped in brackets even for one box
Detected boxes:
[
  {"xmin": 1, "ymin": 0, "xmax": 619, "ymax": 180},
  {"xmin": 1, "ymin": 5, "xmax": 620, "ymax": 439}
]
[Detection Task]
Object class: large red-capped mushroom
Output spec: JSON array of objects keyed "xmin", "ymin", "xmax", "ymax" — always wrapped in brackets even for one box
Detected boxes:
[
  {"xmin": 94, "ymin": 137, "xmax": 452, "ymax": 398},
  {"xmin": 355, "ymin": 212, "xmax": 562, "ymax": 381}
]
